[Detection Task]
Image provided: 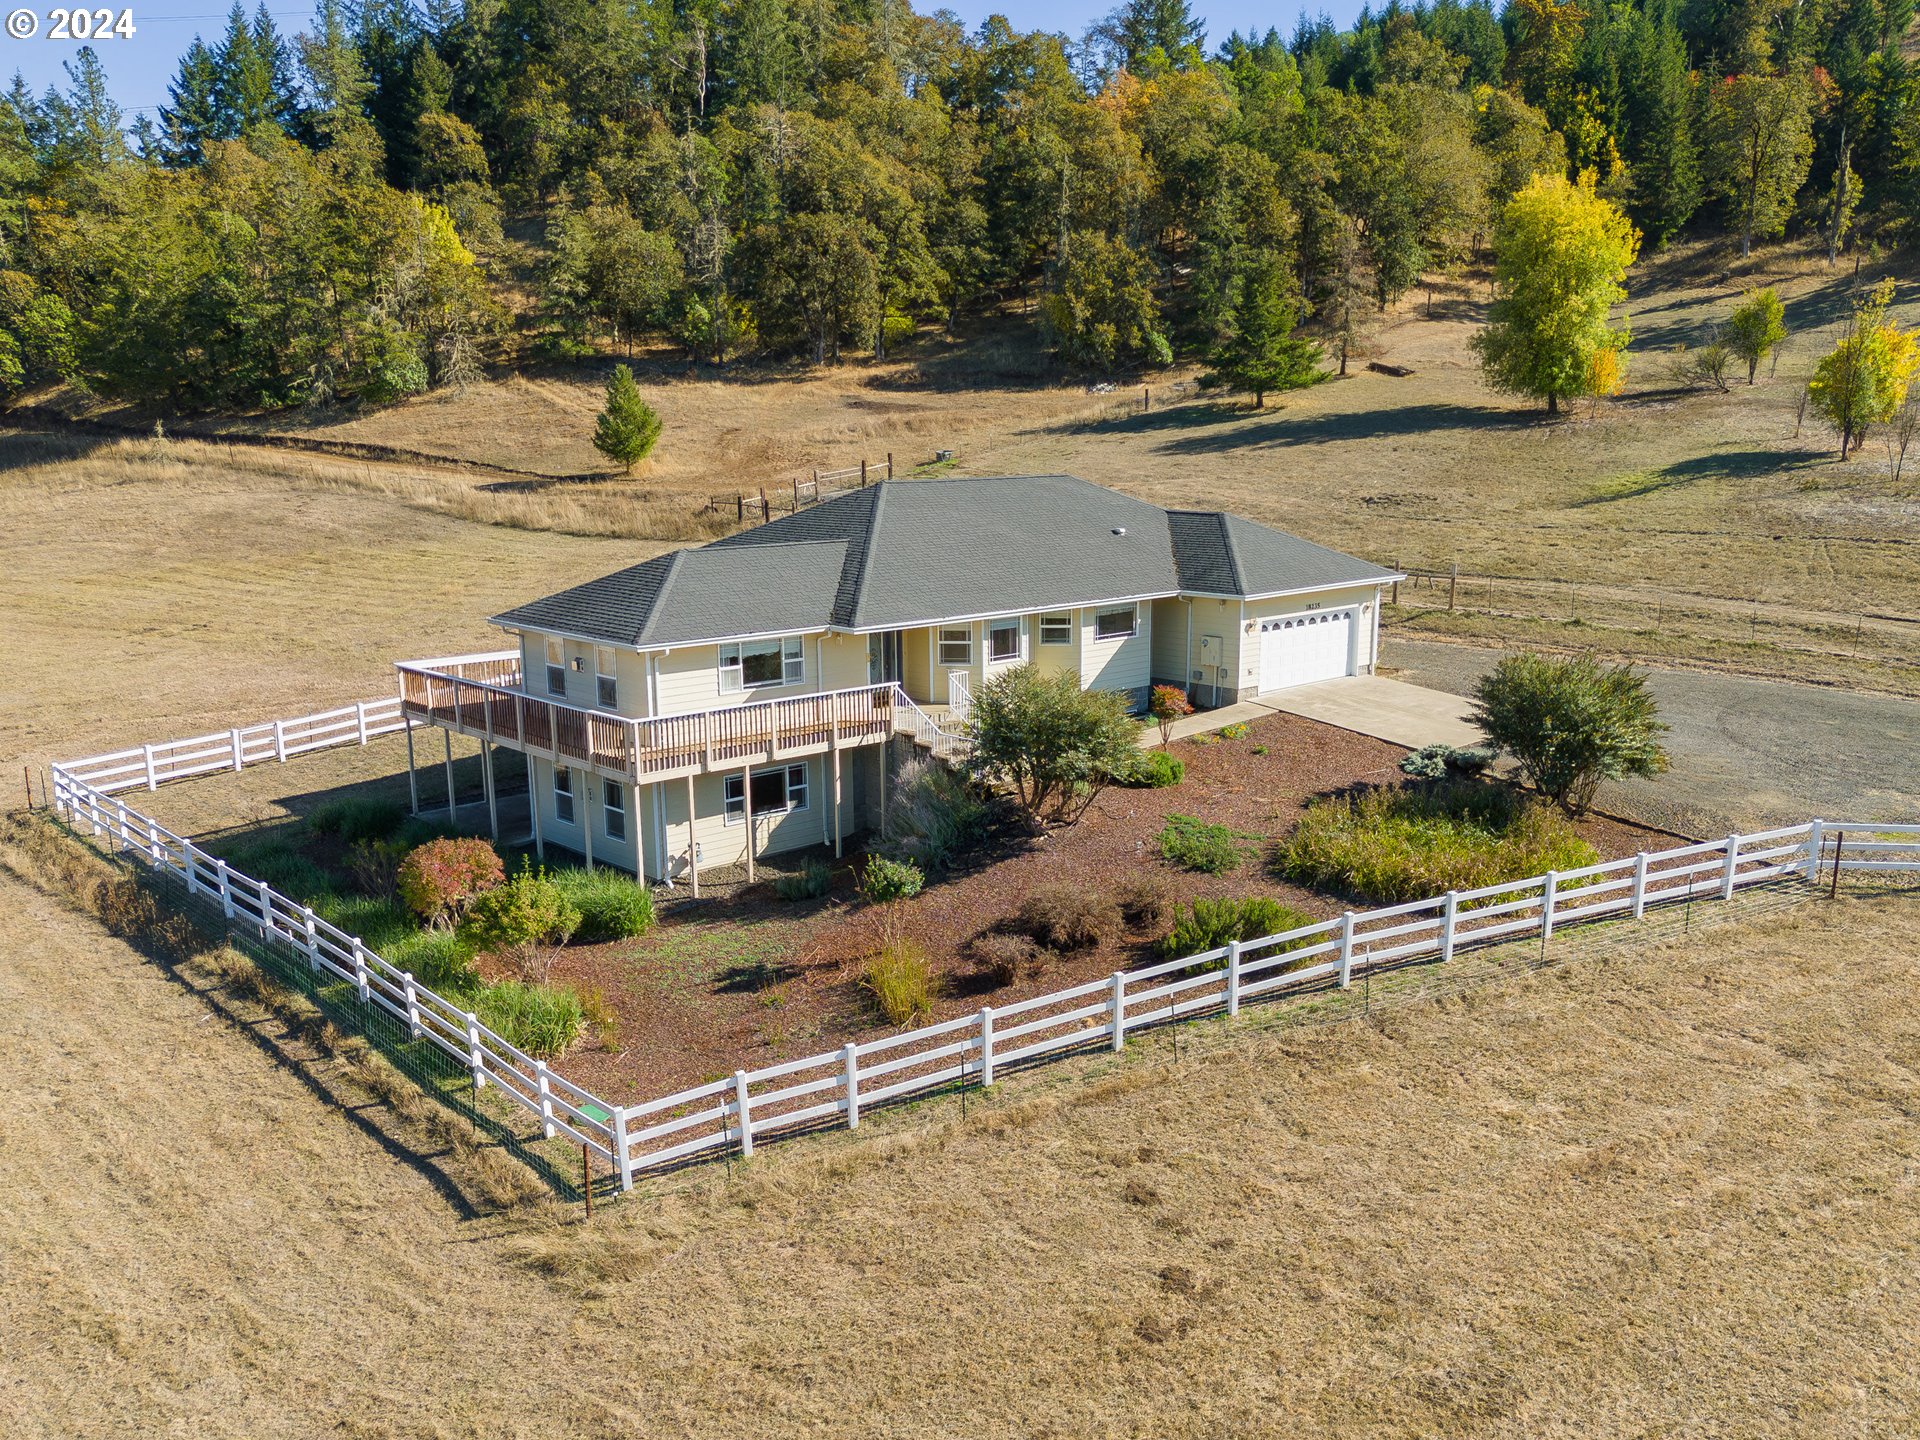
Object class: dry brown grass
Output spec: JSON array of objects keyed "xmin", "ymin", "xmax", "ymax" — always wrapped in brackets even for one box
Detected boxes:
[{"xmin": 4, "ymin": 843, "xmax": 1917, "ymax": 1436}]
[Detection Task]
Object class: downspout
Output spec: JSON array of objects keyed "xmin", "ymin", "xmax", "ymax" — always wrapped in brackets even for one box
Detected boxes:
[{"xmin": 1183, "ymin": 599, "xmax": 1193, "ymax": 706}]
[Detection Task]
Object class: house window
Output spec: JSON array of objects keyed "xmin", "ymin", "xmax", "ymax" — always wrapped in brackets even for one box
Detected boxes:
[
  {"xmin": 594, "ymin": 645, "xmax": 618, "ymax": 709},
  {"xmin": 1039, "ymin": 613, "xmax": 1073, "ymax": 645},
  {"xmin": 553, "ymin": 767, "xmax": 575, "ymax": 825},
  {"xmin": 603, "ymin": 779, "xmax": 625, "ymax": 840},
  {"xmin": 722, "ymin": 763, "xmax": 808, "ymax": 822},
  {"xmin": 719, "ymin": 636, "xmax": 805, "ymax": 693},
  {"xmin": 937, "ymin": 627, "xmax": 972, "ymax": 666},
  {"xmin": 1093, "ymin": 605, "xmax": 1137, "ymax": 641},
  {"xmin": 988, "ymin": 619, "xmax": 1021, "ymax": 662},
  {"xmin": 544, "ymin": 637, "xmax": 566, "ymax": 697}
]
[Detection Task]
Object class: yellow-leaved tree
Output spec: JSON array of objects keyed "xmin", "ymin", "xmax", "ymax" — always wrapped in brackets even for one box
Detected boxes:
[
  {"xmin": 1472, "ymin": 171, "xmax": 1641, "ymax": 415},
  {"xmin": 1807, "ymin": 280, "xmax": 1920, "ymax": 459}
]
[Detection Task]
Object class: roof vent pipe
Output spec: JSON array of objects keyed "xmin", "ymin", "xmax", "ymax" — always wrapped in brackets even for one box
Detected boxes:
[{"xmin": 1111, "ymin": 526, "xmax": 1127, "ymax": 536}]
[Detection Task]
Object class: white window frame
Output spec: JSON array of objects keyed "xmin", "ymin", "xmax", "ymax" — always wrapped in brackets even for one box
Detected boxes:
[
  {"xmin": 1093, "ymin": 605, "xmax": 1137, "ymax": 641},
  {"xmin": 719, "ymin": 635, "xmax": 806, "ymax": 693},
  {"xmin": 603, "ymin": 779, "xmax": 625, "ymax": 840},
  {"xmin": 937, "ymin": 627, "xmax": 972, "ymax": 667},
  {"xmin": 553, "ymin": 766, "xmax": 575, "ymax": 825},
  {"xmin": 722, "ymin": 763, "xmax": 809, "ymax": 823},
  {"xmin": 544, "ymin": 637, "xmax": 566, "ymax": 697},
  {"xmin": 1038, "ymin": 613, "xmax": 1073, "ymax": 645},
  {"xmin": 594, "ymin": 645, "xmax": 618, "ymax": 709},
  {"xmin": 987, "ymin": 619, "xmax": 1022, "ymax": 663}
]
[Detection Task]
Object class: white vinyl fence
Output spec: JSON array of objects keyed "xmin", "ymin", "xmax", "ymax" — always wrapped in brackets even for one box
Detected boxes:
[
  {"xmin": 62, "ymin": 697, "xmax": 406, "ymax": 794},
  {"xmin": 48, "ymin": 703, "xmax": 1919, "ymax": 1193}
]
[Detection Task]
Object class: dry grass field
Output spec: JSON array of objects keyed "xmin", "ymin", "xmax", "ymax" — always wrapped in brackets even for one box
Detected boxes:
[{"xmin": 5, "ymin": 844, "xmax": 1918, "ymax": 1437}]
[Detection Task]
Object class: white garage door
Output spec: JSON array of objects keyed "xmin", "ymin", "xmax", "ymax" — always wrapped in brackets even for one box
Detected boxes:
[{"xmin": 1258, "ymin": 609, "xmax": 1357, "ymax": 691}]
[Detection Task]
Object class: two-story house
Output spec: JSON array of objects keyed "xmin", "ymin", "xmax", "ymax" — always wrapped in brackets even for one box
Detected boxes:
[{"xmin": 396, "ymin": 474, "xmax": 1399, "ymax": 887}]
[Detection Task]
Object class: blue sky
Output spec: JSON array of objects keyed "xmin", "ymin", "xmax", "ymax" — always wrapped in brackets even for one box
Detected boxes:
[{"xmin": 3, "ymin": 2, "xmax": 1356, "ymax": 121}]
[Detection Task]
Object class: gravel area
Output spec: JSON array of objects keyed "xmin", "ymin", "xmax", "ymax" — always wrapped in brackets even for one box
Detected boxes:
[{"xmin": 1382, "ymin": 637, "xmax": 1920, "ymax": 837}]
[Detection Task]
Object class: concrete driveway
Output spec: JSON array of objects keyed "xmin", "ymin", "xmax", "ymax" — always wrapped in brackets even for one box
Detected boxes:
[
  {"xmin": 1382, "ymin": 638, "xmax": 1920, "ymax": 837},
  {"xmin": 1256, "ymin": 675, "xmax": 1486, "ymax": 751}
]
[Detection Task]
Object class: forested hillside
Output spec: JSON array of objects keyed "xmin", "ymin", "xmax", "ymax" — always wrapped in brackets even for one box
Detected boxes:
[{"xmin": 1, "ymin": 0, "xmax": 1916, "ymax": 411}]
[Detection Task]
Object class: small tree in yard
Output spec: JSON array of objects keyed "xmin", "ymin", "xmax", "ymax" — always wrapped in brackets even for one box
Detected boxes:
[
  {"xmin": 463, "ymin": 868, "xmax": 581, "ymax": 983},
  {"xmin": 1472, "ymin": 652, "xmax": 1670, "ymax": 816},
  {"xmin": 593, "ymin": 363, "xmax": 662, "ymax": 473},
  {"xmin": 1203, "ymin": 260, "xmax": 1325, "ymax": 407},
  {"xmin": 1725, "ymin": 288, "xmax": 1786, "ymax": 384},
  {"xmin": 396, "ymin": 837, "xmax": 504, "ymax": 928},
  {"xmin": 1808, "ymin": 281, "xmax": 1920, "ymax": 460},
  {"xmin": 965, "ymin": 665, "xmax": 1140, "ymax": 827},
  {"xmin": 1148, "ymin": 684, "xmax": 1194, "ymax": 745}
]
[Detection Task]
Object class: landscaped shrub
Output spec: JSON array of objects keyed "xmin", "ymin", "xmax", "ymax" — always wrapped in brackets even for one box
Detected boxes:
[
  {"xmin": 1113, "ymin": 749, "xmax": 1185, "ymax": 788},
  {"xmin": 1157, "ymin": 813, "xmax": 1257, "ymax": 874},
  {"xmin": 965, "ymin": 664, "xmax": 1140, "ymax": 825},
  {"xmin": 477, "ymin": 980, "xmax": 585, "ymax": 1058},
  {"xmin": 1117, "ymin": 874, "xmax": 1176, "ymax": 931},
  {"xmin": 463, "ymin": 868, "xmax": 581, "ymax": 983},
  {"xmin": 306, "ymin": 794, "xmax": 406, "ymax": 843},
  {"xmin": 1274, "ymin": 781, "xmax": 1600, "ymax": 904},
  {"xmin": 772, "ymin": 860, "xmax": 833, "ymax": 902},
  {"xmin": 969, "ymin": 932, "xmax": 1042, "ymax": 987},
  {"xmin": 881, "ymin": 757, "xmax": 989, "ymax": 871},
  {"xmin": 346, "ymin": 837, "xmax": 407, "ymax": 898},
  {"xmin": 552, "ymin": 866, "xmax": 655, "ymax": 939},
  {"xmin": 1472, "ymin": 652, "xmax": 1669, "ymax": 815},
  {"xmin": 1399, "ymin": 744, "xmax": 1498, "ymax": 781},
  {"xmin": 1010, "ymin": 885, "xmax": 1121, "ymax": 951},
  {"xmin": 385, "ymin": 927, "xmax": 480, "ymax": 995},
  {"xmin": 1148, "ymin": 684, "xmax": 1194, "ymax": 743},
  {"xmin": 1159, "ymin": 896, "xmax": 1312, "ymax": 962},
  {"xmin": 862, "ymin": 938, "xmax": 933, "ymax": 1025},
  {"xmin": 1218, "ymin": 722, "xmax": 1251, "ymax": 740},
  {"xmin": 396, "ymin": 837, "xmax": 505, "ymax": 927}
]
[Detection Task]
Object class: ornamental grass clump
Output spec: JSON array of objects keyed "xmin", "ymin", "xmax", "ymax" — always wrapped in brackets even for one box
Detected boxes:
[
  {"xmin": 306, "ymin": 794, "xmax": 406, "ymax": 843},
  {"xmin": 396, "ymin": 837, "xmax": 505, "ymax": 928},
  {"xmin": 880, "ymin": 757, "xmax": 989, "ymax": 871},
  {"xmin": 1157, "ymin": 814, "xmax": 1258, "ymax": 875},
  {"xmin": 862, "ymin": 938, "xmax": 933, "ymax": 1025},
  {"xmin": 772, "ymin": 859, "xmax": 834, "ymax": 901},
  {"xmin": 478, "ymin": 980, "xmax": 585, "ymax": 1058},
  {"xmin": 1159, "ymin": 896, "xmax": 1311, "ymax": 964},
  {"xmin": 1010, "ymin": 885, "xmax": 1120, "ymax": 951},
  {"xmin": 551, "ymin": 866, "xmax": 655, "ymax": 940},
  {"xmin": 1274, "ymin": 781, "xmax": 1598, "ymax": 905}
]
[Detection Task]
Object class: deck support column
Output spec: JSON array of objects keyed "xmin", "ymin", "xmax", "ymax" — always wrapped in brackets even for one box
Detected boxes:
[
  {"xmin": 527, "ymin": 754, "xmax": 545, "ymax": 859},
  {"xmin": 685, "ymin": 773, "xmax": 700, "ymax": 897},
  {"xmin": 632, "ymin": 781, "xmax": 646, "ymax": 882},
  {"xmin": 582, "ymin": 775, "xmax": 594, "ymax": 872},
  {"xmin": 404, "ymin": 716, "xmax": 419, "ymax": 815},
  {"xmin": 483, "ymin": 741, "xmax": 499, "ymax": 842},
  {"xmin": 741, "ymin": 763, "xmax": 755, "ymax": 884},
  {"xmin": 442, "ymin": 730, "xmax": 456, "ymax": 820},
  {"xmin": 831, "ymin": 742, "xmax": 844, "ymax": 859}
]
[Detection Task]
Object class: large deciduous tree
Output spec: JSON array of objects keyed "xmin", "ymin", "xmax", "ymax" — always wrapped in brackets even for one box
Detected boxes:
[
  {"xmin": 1702, "ymin": 70, "xmax": 1821, "ymax": 258},
  {"xmin": 1472, "ymin": 171, "xmax": 1641, "ymax": 414}
]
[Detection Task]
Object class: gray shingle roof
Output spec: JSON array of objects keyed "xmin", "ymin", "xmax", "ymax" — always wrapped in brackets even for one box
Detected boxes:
[{"xmin": 491, "ymin": 475, "xmax": 1393, "ymax": 646}]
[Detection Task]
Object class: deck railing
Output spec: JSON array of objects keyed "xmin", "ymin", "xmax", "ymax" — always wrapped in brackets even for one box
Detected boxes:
[{"xmin": 397, "ymin": 654, "xmax": 954, "ymax": 780}]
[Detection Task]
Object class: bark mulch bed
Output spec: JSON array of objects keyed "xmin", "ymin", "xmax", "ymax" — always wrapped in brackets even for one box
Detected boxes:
[{"xmin": 551, "ymin": 711, "xmax": 1670, "ymax": 1106}]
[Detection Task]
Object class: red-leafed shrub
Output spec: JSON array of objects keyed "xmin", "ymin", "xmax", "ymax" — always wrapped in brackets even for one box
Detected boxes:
[
  {"xmin": 1148, "ymin": 684, "xmax": 1194, "ymax": 744},
  {"xmin": 396, "ymin": 837, "xmax": 505, "ymax": 927}
]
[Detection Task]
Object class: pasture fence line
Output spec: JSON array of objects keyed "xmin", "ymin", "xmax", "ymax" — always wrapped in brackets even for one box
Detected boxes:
[{"xmin": 46, "ymin": 701, "xmax": 1919, "ymax": 1194}]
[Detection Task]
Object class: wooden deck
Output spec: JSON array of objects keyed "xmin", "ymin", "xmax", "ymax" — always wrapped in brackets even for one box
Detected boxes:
[{"xmin": 396, "ymin": 653, "xmax": 917, "ymax": 783}]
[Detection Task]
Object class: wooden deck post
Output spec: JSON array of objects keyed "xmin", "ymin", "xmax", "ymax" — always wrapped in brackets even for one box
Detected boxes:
[
  {"xmin": 527, "ymin": 754, "xmax": 544, "ymax": 859},
  {"xmin": 886, "ymin": 452, "xmax": 893, "ymax": 480},
  {"xmin": 582, "ymin": 781, "xmax": 594, "ymax": 872},
  {"xmin": 685, "ymin": 772, "xmax": 700, "ymax": 897},
  {"xmin": 403, "ymin": 713, "xmax": 420, "ymax": 815},
  {"xmin": 632, "ymin": 781, "xmax": 646, "ymax": 882},
  {"xmin": 741, "ymin": 763, "xmax": 756, "ymax": 884},
  {"xmin": 483, "ymin": 741, "xmax": 499, "ymax": 841},
  {"xmin": 442, "ymin": 730, "xmax": 456, "ymax": 819}
]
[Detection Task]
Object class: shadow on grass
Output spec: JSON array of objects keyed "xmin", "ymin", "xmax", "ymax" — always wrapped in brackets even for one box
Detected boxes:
[
  {"xmin": 1571, "ymin": 448, "xmax": 1826, "ymax": 506},
  {"xmin": 1149, "ymin": 401, "xmax": 1540, "ymax": 455}
]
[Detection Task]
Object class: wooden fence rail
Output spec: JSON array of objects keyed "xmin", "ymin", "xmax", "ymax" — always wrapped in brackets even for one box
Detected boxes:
[{"xmin": 47, "ymin": 707, "xmax": 1918, "ymax": 1195}]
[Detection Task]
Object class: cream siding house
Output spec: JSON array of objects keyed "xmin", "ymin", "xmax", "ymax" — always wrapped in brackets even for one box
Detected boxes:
[{"xmin": 396, "ymin": 475, "xmax": 1399, "ymax": 885}]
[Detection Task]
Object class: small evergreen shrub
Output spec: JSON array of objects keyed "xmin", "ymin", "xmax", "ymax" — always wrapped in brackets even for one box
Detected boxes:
[
  {"xmin": 1274, "ymin": 781, "xmax": 1599, "ymax": 903},
  {"xmin": 1399, "ymin": 744, "xmax": 1498, "ymax": 780},
  {"xmin": 772, "ymin": 860, "xmax": 833, "ymax": 901},
  {"xmin": 478, "ymin": 980, "xmax": 584, "ymax": 1058},
  {"xmin": 306, "ymin": 795, "xmax": 406, "ymax": 843},
  {"xmin": 969, "ymin": 932, "xmax": 1041, "ymax": 987},
  {"xmin": 1114, "ymin": 749, "xmax": 1185, "ymax": 788},
  {"xmin": 1010, "ymin": 885, "xmax": 1120, "ymax": 951},
  {"xmin": 1157, "ymin": 814, "xmax": 1257, "ymax": 874},
  {"xmin": 1117, "ymin": 874, "xmax": 1177, "ymax": 931},
  {"xmin": 397, "ymin": 837, "xmax": 505, "ymax": 927},
  {"xmin": 1159, "ymin": 896, "xmax": 1311, "ymax": 962},
  {"xmin": 862, "ymin": 939, "xmax": 933, "ymax": 1025},
  {"xmin": 463, "ymin": 869, "xmax": 581, "ymax": 982},
  {"xmin": 858, "ymin": 854, "xmax": 925, "ymax": 906},
  {"xmin": 552, "ymin": 866, "xmax": 655, "ymax": 940}
]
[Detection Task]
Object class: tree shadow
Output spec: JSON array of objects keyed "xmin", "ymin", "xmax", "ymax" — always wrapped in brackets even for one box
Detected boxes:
[
  {"xmin": 1152, "ymin": 401, "xmax": 1541, "ymax": 455},
  {"xmin": 1570, "ymin": 448, "xmax": 1825, "ymax": 506}
]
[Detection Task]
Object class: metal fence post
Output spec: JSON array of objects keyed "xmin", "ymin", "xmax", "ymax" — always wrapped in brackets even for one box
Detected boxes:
[
  {"xmin": 734, "ymin": 1071, "xmax": 754, "ymax": 1156},
  {"xmin": 1225, "ymin": 939, "xmax": 1243, "ymax": 1015},
  {"xmin": 1631, "ymin": 852, "xmax": 1649, "ymax": 919},
  {"xmin": 978, "ymin": 1008, "xmax": 995, "ymax": 1087},
  {"xmin": 1338, "ymin": 912, "xmax": 1356, "ymax": 988},
  {"xmin": 1721, "ymin": 834, "xmax": 1739, "ymax": 900},
  {"xmin": 1110, "ymin": 972, "xmax": 1127, "ymax": 1051},
  {"xmin": 842, "ymin": 1043, "xmax": 860, "ymax": 1129}
]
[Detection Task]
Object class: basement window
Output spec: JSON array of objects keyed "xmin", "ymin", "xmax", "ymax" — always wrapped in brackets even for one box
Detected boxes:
[
  {"xmin": 723, "ymin": 763, "xmax": 808, "ymax": 822},
  {"xmin": 720, "ymin": 636, "xmax": 805, "ymax": 693}
]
